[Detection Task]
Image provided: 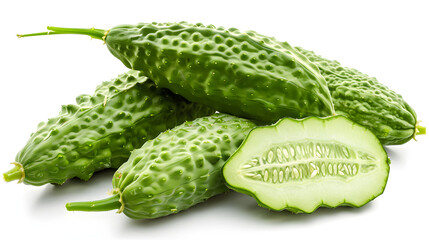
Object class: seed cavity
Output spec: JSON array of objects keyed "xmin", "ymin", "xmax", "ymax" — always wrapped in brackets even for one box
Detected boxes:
[{"xmin": 240, "ymin": 140, "xmax": 377, "ymax": 184}]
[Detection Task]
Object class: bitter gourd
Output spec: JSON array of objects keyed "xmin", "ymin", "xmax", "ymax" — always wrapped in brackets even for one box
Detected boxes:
[
  {"xmin": 223, "ymin": 116, "xmax": 390, "ymax": 213},
  {"xmin": 65, "ymin": 113, "xmax": 256, "ymax": 219},
  {"xmin": 18, "ymin": 22, "xmax": 335, "ymax": 123},
  {"xmin": 295, "ymin": 47, "xmax": 425, "ymax": 145},
  {"xmin": 3, "ymin": 70, "xmax": 214, "ymax": 186}
]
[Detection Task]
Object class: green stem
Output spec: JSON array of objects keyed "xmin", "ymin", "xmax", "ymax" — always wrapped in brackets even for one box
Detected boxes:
[
  {"xmin": 3, "ymin": 163, "xmax": 24, "ymax": 183},
  {"xmin": 18, "ymin": 26, "xmax": 108, "ymax": 41},
  {"xmin": 416, "ymin": 124, "xmax": 426, "ymax": 136},
  {"xmin": 66, "ymin": 194, "xmax": 122, "ymax": 212}
]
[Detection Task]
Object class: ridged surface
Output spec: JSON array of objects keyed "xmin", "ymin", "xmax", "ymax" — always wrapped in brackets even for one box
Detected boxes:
[
  {"xmin": 15, "ymin": 71, "xmax": 215, "ymax": 186},
  {"xmin": 295, "ymin": 47, "xmax": 417, "ymax": 145},
  {"xmin": 105, "ymin": 22, "xmax": 334, "ymax": 123},
  {"xmin": 112, "ymin": 113, "xmax": 256, "ymax": 219}
]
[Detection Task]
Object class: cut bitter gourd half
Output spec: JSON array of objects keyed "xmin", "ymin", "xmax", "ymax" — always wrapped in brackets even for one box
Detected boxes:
[{"xmin": 223, "ymin": 116, "xmax": 390, "ymax": 213}]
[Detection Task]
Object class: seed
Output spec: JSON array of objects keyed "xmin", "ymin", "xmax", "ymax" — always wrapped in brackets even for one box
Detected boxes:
[
  {"xmin": 309, "ymin": 162, "xmax": 317, "ymax": 172},
  {"xmin": 250, "ymin": 158, "xmax": 258, "ymax": 166},
  {"xmin": 310, "ymin": 168, "xmax": 318, "ymax": 178},
  {"xmin": 294, "ymin": 145, "xmax": 301, "ymax": 160},
  {"xmin": 285, "ymin": 167, "xmax": 290, "ymax": 181},
  {"xmin": 315, "ymin": 144, "xmax": 322, "ymax": 158},
  {"xmin": 343, "ymin": 164, "xmax": 350, "ymax": 175},
  {"xmin": 268, "ymin": 150, "xmax": 274, "ymax": 163},
  {"xmin": 337, "ymin": 164, "xmax": 344, "ymax": 175},
  {"xmin": 283, "ymin": 148, "xmax": 289, "ymax": 161},
  {"xmin": 310, "ymin": 163, "xmax": 319, "ymax": 178},
  {"xmin": 352, "ymin": 164, "xmax": 358, "ymax": 175},
  {"xmin": 277, "ymin": 148, "xmax": 283, "ymax": 163},
  {"xmin": 289, "ymin": 146, "xmax": 295, "ymax": 158},
  {"xmin": 342, "ymin": 146, "xmax": 351, "ymax": 158},
  {"xmin": 325, "ymin": 145, "xmax": 331, "ymax": 158},
  {"xmin": 242, "ymin": 164, "xmax": 252, "ymax": 169},
  {"xmin": 293, "ymin": 168, "xmax": 299, "ymax": 179},
  {"xmin": 321, "ymin": 163, "xmax": 326, "ymax": 176},
  {"xmin": 278, "ymin": 170, "xmax": 284, "ymax": 183},
  {"xmin": 273, "ymin": 169, "xmax": 278, "ymax": 183}
]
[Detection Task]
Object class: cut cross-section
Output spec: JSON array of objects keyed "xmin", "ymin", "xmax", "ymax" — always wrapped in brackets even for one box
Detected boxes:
[{"xmin": 223, "ymin": 116, "xmax": 390, "ymax": 213}]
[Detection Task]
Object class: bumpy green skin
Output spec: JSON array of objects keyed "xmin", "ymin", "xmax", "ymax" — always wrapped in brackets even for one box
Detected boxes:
[
  {"xmin": 112, "ymin": 113, "xmax": 256, "ymax": 219},
  {"xmin": 295, "ymin": 47, "xmax": 418, "ymax": 145},
  {"xmin": 14, "ymin": 71, "xmax": 214, "ymax": 186},
  {"xmin": 105, "ymin": 22, "xmax": 335, "ymax": 123}
]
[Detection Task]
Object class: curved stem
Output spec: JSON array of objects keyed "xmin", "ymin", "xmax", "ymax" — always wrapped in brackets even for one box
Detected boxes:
[
  {"xmin": 3, "ymin": 162, "xmax": 24, "ymax": 183},
  {"xmin": 17, "ymin": 31, "xmax": 64, "ymax": 38},
  {"xmin": 413, "ymin": 121, "xmax": 426, "ymax": 141},
  {"xmin": 416, "ymin": 124, "xmax": 426, "ymax": 136},
  {"xmin": 66, "ymin": 194, "xmax": 122, "ymax": 212},
  {"xmin": 18, "ymin": 26, "xmax": 108, "ymax": 41}
]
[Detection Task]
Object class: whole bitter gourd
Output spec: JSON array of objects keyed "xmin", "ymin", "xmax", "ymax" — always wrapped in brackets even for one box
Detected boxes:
[
  {"xmin": 19, "ymin": 22, "xmax": 335, "ymax": 123},
  {"xmin": 295, "ymin": 47, "xmax": 425, "ymax": 145},
  {"xmin": 3, "ymin": 70, "xmax": 214, "ymax": 186},
  {"xmin": 65, "ymin": 113, "xmax": 256, "ymax": 219}
]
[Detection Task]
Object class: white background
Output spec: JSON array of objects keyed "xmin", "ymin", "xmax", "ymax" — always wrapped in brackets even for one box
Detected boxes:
[{"xmin": 0, "ymin": 0, "xmax": 428, "ymax": 239}]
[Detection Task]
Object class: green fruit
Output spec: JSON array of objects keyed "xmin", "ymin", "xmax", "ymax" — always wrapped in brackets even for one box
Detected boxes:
[
  {"xmin": 19, "ymin": 22, "xmax": 335, "ymax": 123},
  {"xmin": 65, "ymin": 113, "xmax": 256, "ymax": 219},
  {"xmin": 3, "ymin": 71, "xmax": 214, "ymax": 186},
  {"xmin": 223, "ymin": 116, "xmax": 390, "ymax": 213},
  {"xmin": 295, "ymin": 47, "xmax": 425, "ymax": 145}
]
